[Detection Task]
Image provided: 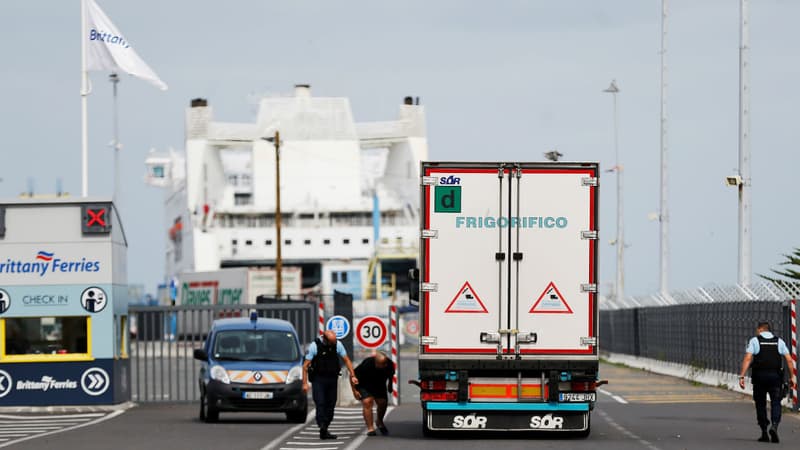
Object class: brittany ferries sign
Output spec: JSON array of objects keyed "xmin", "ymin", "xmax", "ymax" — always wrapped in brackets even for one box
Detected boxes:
[{"xmin": 0, "ymin": 246, "xmax": 109, "ymax": 286}]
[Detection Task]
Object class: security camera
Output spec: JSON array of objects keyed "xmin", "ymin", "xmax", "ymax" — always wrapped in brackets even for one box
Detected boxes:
[
  {"xmin": 544, "ymin": 150, "xmax": 563, "ymax": 162},
  {"xmin": 725, "ymin": 175, "xmax": 742, "ymax": 186}
]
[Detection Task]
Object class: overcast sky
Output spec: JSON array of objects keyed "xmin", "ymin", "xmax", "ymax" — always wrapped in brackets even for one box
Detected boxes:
[{"xmin": 1, "ymin": 1, "xmax": 798, "ymax": 299}]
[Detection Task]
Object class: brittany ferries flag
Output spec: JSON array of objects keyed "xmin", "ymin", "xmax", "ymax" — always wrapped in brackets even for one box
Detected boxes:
[{"xmin": 84, "ymin": 0, "xmax": 167, "ymax": 90}]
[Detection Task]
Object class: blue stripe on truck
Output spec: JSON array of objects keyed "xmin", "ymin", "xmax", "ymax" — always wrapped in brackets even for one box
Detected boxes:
[{"xmin": 425, "ymin": 402, "xmax": 590, "ymax": 412}]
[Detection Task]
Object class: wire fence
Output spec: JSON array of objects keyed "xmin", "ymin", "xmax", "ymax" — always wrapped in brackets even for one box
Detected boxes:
[{"xmin": 601, "ymin": 280, "xmax": 800, "ymax": 310}]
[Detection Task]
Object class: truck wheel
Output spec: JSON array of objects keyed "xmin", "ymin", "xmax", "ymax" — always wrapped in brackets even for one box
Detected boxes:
[
  {"xmin": 421, "ymin": 410, "xmax": 435, "ymax": 437},
  {"xmin": 575, "ymin": 415, "xmax": 591, "ymax": 438}
]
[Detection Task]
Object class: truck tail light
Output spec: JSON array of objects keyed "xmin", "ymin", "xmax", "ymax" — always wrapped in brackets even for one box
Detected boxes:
[
  {"xmin": 421, "ymin": 391, "xmax": 458, "ymax": 401},
  {"xmin": 420, "ymin": 380, "xmax": 447, "ymax": 390},
  {"xmin": 571, "ymin": 381, "xmax": 597, "ymax": 392}
]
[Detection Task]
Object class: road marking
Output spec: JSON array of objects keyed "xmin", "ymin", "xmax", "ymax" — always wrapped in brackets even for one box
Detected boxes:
[
  {"xmin": 342, "ymin": 406, "xmax": 394, "ymax": 450},
  {"xmin": 597, "ymin": 409, "xmax": 659, "ymax": 450},
  {"xmin": 0, "ymin": 409, "xmax": 126, "ymax": 449},
  {"xmin": 599, "ymin": 388, "xmax": 628, "ymax": 404}
]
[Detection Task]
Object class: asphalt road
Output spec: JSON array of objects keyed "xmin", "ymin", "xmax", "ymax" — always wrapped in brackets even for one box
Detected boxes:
[{"xmin": 6, "ymin": 363, "xmax": 800, "ymax": 450}]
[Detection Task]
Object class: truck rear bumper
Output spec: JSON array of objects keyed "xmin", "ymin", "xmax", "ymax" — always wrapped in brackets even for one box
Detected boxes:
[{"xmin": 424, "ymin": 402, "xmax": 590, "ymax": 431}]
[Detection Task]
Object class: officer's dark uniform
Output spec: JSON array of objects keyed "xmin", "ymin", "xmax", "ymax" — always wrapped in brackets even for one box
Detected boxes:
[
  {"xmin": 749, "ymin": 334, "xmax": 784, "ymax": 434},
  {"xmin": 308, "ymin": 336, "xmax": 341, "ymax": 435}
]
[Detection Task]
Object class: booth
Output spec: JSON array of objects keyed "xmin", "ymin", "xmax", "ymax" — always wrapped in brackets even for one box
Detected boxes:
[{"xmin": 0, "ymin": 198, "xmax": 129, "ymax": 405}]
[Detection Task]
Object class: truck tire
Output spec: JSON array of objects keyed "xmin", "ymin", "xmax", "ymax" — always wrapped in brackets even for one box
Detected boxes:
[
  {"xmin": 575, "ymin": 414, "xmax": 591, "ymax": 438},
  {"xmin": 421, "ymin": 409, "xmax": 435, "ymax": 437}
]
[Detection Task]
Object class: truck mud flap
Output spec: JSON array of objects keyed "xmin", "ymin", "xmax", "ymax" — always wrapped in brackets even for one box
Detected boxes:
[{"xmin": 426, "ymin": 407, "xmax": 588, "ymax": 432}]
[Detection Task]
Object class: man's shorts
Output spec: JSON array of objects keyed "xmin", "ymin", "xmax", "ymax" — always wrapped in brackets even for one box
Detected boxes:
[{"xmin": 356, "ymin": 385, "xmax": 387, "ymax": 400}]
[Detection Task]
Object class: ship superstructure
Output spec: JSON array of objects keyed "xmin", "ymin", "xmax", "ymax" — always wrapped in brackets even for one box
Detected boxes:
[{"xmin": 145, "ymin": 85, "xmax": 428, "ymax": 298}]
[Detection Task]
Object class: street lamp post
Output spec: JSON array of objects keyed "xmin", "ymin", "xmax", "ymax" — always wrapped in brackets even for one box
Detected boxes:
[
  {"xmin": 604, "ymin": 80, "xmax": 624, "ymax": 306},
  {"xmin": 263, "ymin": 131, "xmax": 283, "ymax": 298}
]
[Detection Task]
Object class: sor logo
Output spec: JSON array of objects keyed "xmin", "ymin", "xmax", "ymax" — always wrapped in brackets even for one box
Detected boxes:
[
  {"xmin": 529, "ymin": 414, "xmax": 564, "ymax": 429},
  {"xmin": 452, "ymin": 413, "xmax": 487, "ymax": 429},
  {"xmin": 439, "ymin": 176, "xmax": 461, "ymax": 185}
]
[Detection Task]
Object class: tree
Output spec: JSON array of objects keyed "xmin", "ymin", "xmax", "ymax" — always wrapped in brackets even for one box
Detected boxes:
[{"xmin": 760, "ymin": 247, "xmax": 800, "ymax": 282}]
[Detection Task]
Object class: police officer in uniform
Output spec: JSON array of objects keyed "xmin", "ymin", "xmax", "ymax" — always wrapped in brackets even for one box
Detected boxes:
[
  {"xmin": 738, "ymin": 321, "xmax": 795, "ymax": 443},
  {"xmin": 303, "ymin": 330, "xmax": 358, "ymax": 440}
]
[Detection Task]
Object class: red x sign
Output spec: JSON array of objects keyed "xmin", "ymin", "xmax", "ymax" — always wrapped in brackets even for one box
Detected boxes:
[{"xmin": 87, "ymin": 208, "xmax": 106, "ymax": 227}]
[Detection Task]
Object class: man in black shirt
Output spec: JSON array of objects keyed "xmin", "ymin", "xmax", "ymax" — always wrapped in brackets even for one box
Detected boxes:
[{"xmin": 351, "ymin": 351, "xmax": 395, "ymax": 436}]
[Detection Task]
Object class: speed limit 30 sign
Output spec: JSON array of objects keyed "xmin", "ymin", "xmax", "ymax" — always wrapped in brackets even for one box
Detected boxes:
[{"xmin": 356, "ymin": 315, "xmax": 388, "ymax": 349}]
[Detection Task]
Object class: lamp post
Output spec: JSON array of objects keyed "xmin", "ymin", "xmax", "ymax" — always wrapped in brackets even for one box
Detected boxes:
[
  {"xmin": 263, "ymin": 131, "xmax": 283, "ymax": 297},
  {"xmin": 604, "ymin": 80, "xmax": 624, "ymax": 306},
  {"xmin": 737, "ymin": 0, "xmax": 752, "ymax": 287}
]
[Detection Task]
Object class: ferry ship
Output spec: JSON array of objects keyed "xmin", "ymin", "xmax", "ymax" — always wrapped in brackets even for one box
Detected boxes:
[{"xmin": 144, "ymin": 85, "xmax": 428, "ymax": 299}]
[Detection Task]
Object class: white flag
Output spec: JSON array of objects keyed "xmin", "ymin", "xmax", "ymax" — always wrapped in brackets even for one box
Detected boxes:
[{"xmin": 84, "ymin": 0, "xmax": 167, "ymax": 90}]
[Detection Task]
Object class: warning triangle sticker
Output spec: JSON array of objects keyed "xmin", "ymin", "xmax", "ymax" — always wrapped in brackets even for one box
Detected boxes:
[
  {"xmin": 530, "ymin": 281, "xmax": 573, "ymax": 314},
  {"xmin": 445, "ymin": 281, "xmax": 488, "ymax": 313}
]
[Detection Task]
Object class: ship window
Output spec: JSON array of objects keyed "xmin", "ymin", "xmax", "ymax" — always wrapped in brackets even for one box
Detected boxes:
[
  {"xmin": 341, "ymin": 272, "xmax": 349, "ymax": 283},
  {"xmin": 245, "ymin": 240, "xmax": 253, "ymax": 246},
  {"xmin": 304, "ymin": 239, "xmax": 311, "ymax": 245},
  {"xmin": 362, "ymin": 238, "xmax": 369, "ymax": 244},
  {"xmin": 323, "ymin": 239, "xmax": 331, "ymax": 245},
  {"xmin": 343, "ymin": 239, "xmax": 350, "ymax": 245},
  {"xmin": 265, "ymin": 240, "xmax": 272, "ymax": 246},
  {"xmin": 232, "ymin": 239, "xmax": 238, "ymax": 245},
  {"xmin": 284, "ymin": 239, "xmax": 292, "ymax": 245},
  {"xmin": 332, "ymin": 272, "xmax": 339, "ymax": 283}
]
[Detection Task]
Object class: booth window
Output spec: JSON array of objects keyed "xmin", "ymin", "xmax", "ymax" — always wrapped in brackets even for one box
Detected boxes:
[{"xmin": 1, "ymin": 316, "xmax": 92, "ymax": 362}]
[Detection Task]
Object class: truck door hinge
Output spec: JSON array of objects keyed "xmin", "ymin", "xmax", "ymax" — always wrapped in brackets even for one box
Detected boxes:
[
  {"xmin": 421, "ymin": 176, "xmax": 438, "ymax": 186},
  {"xmin": 495, "ymin": 252, "xmax": 506, "ymax": 261},
  {"xmin": 421, "ymin": 229, "xmax": 438, "ymax": 239},
  {"xmin": 513, "ymin": 252, "xmax": 523, "ymax": 261},
  {"xmin": 581, "ymin": 230, "xmax": 598, "ymax": 240},
  {"xmin": 420, "ymin": 336, "xmax": 438, "ymax": 345},
  {"xmin": 581, "ymin": 177, "xmax": 598, "ymax": 187},
  {"xmin": 580, "ymin": 283, "xmax": 598, "ymax": 293},
  {"xmin": 421, "ymin": 283, "xmax": 438, "ymax": 292}
]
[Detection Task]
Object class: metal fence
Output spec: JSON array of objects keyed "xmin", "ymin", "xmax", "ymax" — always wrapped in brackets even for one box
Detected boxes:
[
  {"xmin": 600, "ymin": 300, "xmax": 790, "ymax": 374},
  {"xmin": 128, "ymin": 302, "xmax": 317, "ymax": 403}
]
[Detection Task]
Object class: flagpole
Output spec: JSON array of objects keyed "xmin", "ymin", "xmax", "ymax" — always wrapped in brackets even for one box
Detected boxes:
[
  {"xmin": 80, "ymin": 0, "xmax": 89, "ymax": 197},
  {"xmin": 110, "ymin": 73, "xmax": 120, "ymax": 205}
]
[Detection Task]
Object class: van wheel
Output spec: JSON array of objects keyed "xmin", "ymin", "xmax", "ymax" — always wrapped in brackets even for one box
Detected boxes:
[
  {"xmin": 202, "ymin": 392, "xmax": 219, "ymax": 423},
  {"xmin": 286, "ymin": 402, "xmax": 308, "ymax": 423}
]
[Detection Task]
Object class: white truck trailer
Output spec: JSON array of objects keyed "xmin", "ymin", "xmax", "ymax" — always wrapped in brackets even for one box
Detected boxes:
[{"xmin": 410, "ymin": 161, "xmax": 600, "ymax": 435}]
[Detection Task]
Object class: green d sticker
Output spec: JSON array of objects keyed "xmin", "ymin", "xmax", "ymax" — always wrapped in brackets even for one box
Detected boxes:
[{"xmin": 435, "ymin": 186, "xmax": 461, "ymax": 213}]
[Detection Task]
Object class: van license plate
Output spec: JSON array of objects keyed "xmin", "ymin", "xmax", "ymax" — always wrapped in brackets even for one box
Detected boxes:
[{"xmin": 243, "ymin": 391, "xmax": 273, "ymax": 399}]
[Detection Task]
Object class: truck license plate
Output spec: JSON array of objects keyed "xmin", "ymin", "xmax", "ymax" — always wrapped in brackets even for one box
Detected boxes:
[
  {"xmin": 559, "ymin": 392, "xmax": 596, "ymax": 402},
  {"xmin": 243, "ymin": 391, "xmax": 273, "ymax": 399}
]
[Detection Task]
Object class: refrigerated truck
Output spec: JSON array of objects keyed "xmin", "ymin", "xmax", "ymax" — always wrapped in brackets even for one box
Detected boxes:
[{"xmin": 410, "ymin": 161, "xmax": 600, "ymax": 435}]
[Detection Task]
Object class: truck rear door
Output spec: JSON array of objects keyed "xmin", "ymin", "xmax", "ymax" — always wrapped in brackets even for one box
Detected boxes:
[{"xmin": 420, "ymin": 162, "xmax": 598, "ymax": 357}]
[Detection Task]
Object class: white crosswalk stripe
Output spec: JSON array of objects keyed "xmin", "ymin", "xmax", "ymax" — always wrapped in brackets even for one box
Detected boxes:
[
  {"xmin": 0, "ymin": 411, "xmax": 125, "ymax": 448},
  {"xmin": 263, "ymin": 407, "xmax": 396, "ymax": 450}
]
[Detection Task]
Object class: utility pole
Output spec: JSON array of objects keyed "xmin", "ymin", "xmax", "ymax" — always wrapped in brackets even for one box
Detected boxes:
[{"xmin": 264, "ymin": 132, "xmax": 283, "ymax": 297}]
